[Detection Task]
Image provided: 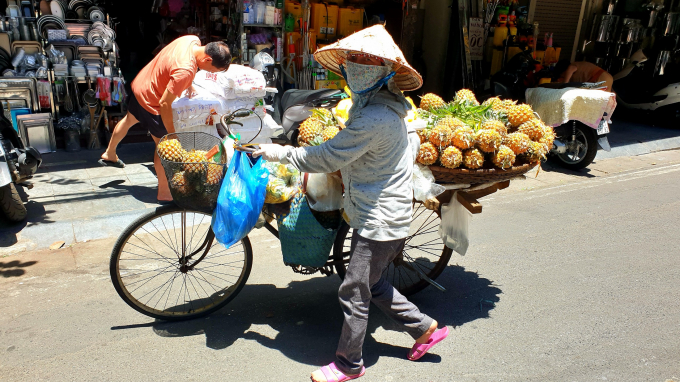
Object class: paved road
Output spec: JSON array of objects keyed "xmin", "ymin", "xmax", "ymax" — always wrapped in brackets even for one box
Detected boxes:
[{"xmin": 1, "ymin": 154, "xmax": 679, "ymax": 381}]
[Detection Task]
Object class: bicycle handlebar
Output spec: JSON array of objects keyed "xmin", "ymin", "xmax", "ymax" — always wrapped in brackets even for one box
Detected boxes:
[{"xmin": 219, "ymin": 108, "xmax": 263, "ymax": 150}]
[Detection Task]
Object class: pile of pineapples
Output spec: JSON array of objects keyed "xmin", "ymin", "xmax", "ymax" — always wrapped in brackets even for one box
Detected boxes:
[
  {"xmin": 416, "ymin": 89, "xmax": 555, "ymax": 170},
  {"xmin": 297, "ymin": 108, "xmax": 341, "ymax": 147},
  {"xmin": 157, "ymin": 138, "xmax": 225, "ymax": 196}
]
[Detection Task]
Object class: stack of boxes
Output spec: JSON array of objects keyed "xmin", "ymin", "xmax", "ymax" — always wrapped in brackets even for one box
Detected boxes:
[{"xmin": 283, "ymin": 0, "xmax": 364, "ymax": 89}]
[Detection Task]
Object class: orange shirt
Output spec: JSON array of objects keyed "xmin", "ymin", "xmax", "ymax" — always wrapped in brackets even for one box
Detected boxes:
[{"xmin": 131, "ymin": 35, "xmax": 200, "ymax": 115}]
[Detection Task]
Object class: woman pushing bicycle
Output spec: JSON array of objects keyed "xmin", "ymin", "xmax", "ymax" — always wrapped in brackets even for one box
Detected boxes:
[{"xmin": 253, "ymin": 25, "xmax": 449, "ymax": 382}]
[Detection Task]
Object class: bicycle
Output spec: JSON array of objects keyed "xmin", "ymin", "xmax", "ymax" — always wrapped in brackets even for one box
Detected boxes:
[{"xmin": 109, "ymin": 110, "xmax": 452, "ymax": 321}]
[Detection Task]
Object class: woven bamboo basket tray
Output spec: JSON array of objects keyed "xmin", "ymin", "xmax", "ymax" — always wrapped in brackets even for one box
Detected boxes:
[{"xmin": 429, "ymin": 161, "xmax": 539, "ymax": 184}]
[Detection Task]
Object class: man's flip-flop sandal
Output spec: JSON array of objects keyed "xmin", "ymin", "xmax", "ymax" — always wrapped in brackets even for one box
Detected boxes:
[
  {"xmin": 98, "ymin": 158, "xmax": 126, "ymax": 168},
  {"xmin": 408, "ymin": 326, "xmax": 450, "ymax": 361},
  {"xmin": 312, "ymin": 362, "xmax": 365, "ymax": 382}
]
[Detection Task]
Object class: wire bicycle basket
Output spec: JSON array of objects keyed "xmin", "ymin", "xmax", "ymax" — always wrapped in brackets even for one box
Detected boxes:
[{"xmin": 158, "ymin": 132, "xmax": 227, "ymax": 212}]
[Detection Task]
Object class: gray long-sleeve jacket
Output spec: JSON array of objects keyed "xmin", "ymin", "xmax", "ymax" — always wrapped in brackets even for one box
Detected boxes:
[{"xmin": 281, "ymin": 90, "xmax": 419, "ymax": 241}]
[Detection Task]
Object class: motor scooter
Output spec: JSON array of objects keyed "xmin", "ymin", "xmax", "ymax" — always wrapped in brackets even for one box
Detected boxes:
[
  {"xmin": 612, "ymin": 49, "xmax": 680, "ymax": 126},
  {"xmin": 0, "ymin": 113, "xmax": 41, "ymax": 222},
  {"xmin": 491, "ymin": 51, "xmax": 612, "ymax": 170}
]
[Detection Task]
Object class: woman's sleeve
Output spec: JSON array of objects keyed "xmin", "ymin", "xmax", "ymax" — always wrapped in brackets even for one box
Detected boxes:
[{"xmin": 282, "ymin": 113, "xmax": 378, "ymax": 173}]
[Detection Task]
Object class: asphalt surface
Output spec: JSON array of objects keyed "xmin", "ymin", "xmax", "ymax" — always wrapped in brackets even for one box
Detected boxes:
[{"xmin": 1, "ymin": 154, "xmax": 680, "ymax": 381}]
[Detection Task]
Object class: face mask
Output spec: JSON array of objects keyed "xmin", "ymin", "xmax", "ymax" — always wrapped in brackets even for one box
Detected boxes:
[{"xmin": 341, "ymin": 61, "xmax": 395, "ymax": 94}]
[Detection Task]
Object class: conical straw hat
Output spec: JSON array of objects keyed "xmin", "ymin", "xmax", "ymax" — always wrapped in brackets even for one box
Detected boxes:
[{"xmin": 314, "ymin": 25, "xmax": 423, "ymax": 91}]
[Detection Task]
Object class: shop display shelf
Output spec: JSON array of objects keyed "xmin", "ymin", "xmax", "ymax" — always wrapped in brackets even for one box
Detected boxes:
[{"xmin": 243, "ymin": 24, "xmax": 283, "ymax": 28}]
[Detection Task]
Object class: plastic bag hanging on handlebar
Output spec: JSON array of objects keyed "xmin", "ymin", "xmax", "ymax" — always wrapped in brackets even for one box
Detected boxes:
[{"xmin": 211, "ymin": 151, "xmax": 269, "ymax": 248}]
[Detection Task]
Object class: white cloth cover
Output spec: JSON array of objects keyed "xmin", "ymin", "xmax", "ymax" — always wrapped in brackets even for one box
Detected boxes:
[{"xmin": 525, "ymin": 87, "xmax": 617, "ymax": 129}]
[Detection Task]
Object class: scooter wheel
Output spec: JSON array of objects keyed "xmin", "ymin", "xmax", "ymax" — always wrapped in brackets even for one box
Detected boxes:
[
  {"xmin": 0, "ymin": 183, "xmax": 27, "ymax": 222},
  {"xmin": 553, "ymin": 122, "xmax": 598, "ymax": 170}
]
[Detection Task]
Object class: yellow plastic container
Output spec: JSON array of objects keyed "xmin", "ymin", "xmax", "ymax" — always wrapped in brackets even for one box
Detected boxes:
[
  {"xmin": 535, "ymin": 50, "xmax": 545, "ymax": 65},
  {"xmin": 338, "ymin": 7, "xmax": 363, "ymax": 37},
  {"xmin": 490, "ymin": 49, "xmax": 504, "ymax": 75},
  {"xmin": 315, "ymin": 79, "xmax": 347, "ymax": 90},
  {"xmin": 311, "ymin": 3, "xmax": 338, "ymax": 38},
  {"xmin": 285, "ymin": 2, "xmax": 302, "ymax": 31},
  {"xmin": 544, "ymin": 46, "xmax": 556, "ymax": 65},
  {"xmin": 493, "ymin": 25, "xmax": 508, "ymax": 47}
]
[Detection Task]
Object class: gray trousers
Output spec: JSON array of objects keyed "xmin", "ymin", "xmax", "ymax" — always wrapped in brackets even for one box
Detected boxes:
[{"xmin": 335, "ymin": 234, "xmax": 434, "ymax": 375}]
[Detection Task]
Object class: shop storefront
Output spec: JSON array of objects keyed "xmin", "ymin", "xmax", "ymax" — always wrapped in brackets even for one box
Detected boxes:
[
  {"xmin": 0, "ymin": 0, "xmax": 129, "ymax": 154},
  {"xmin": 4, "ymin": 0, "xmax": 675, "ymax": 156},
  {"xmin": 426, "ymin": 0, "xmax": 677, "ymax": 101}
]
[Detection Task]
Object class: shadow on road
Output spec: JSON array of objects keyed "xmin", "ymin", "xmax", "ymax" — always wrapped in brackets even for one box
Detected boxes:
[
  {"xmin": 0, "ymin": 259, "xmax": 38, "ymax": 277},
  {"xmin": 542, "ymin": 160, "xmax": 597, "ymax": 178},
  {"xmin": 98, "ymin": 180, "xmax": 158, "ymax": 204},
  {"xmin": 145, "ymin": 264, "xmax": 501, "ymax": 368}
]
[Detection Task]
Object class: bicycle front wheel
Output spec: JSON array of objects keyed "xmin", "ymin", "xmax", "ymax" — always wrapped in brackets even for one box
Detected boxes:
[{"xmin": 110, "ymin": 205, "xmax": 252, "ymax": 321}]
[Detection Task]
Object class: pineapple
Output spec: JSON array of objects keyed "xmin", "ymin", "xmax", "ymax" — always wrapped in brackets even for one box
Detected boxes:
[
  {"xmin": 428, "ymin": 124, "xmax": 453, "ymax": 148},
  {"xmin": 436, "ymin": 116, "xmax": 466, "ymax": 131},
  {"xmin": 508, "ymin": 104, "xmax": 535, "ymax": 127},
  {"xmin": 322, "ymin": 125, "xmax": 339, "ymax": 141},
  {"xmin": 315, "ymin": 108, "xmax": 333, "ymax": 120},
  {"xmin": 481, "ymin": 119, "xmax": 507, "ymax": 136},
  {"xmin": 524, "ymin": 141, "xmax": 549, "ymax": 162},
  {"xmin": 440, "ymin": 146, "xmax": 463, "ymax": 169},
  {"xmin": 298, "ymin": 108, "xmax": 335, "ymax": 146},
  {"xmin": 539, "ymin": 125, "xmax": 556, "ymax": 148},
  {"xmin": 419, "ymin": 93, "xmax": 446, "ymax": 111},
  {"xmin": 475, "ymin": 129, "xmax": 503, "ymax": 153},
  {"xmin": 482, "ymin": 96, "xmax": 501, "ymax": 107},
  {"xmin": 416, "ymin": 142, "xmax": 439, "ymax": 165},
  {"xmin": 183, "ymin": 149, "xmax": 208, "ymax": 174},
  {"xmin": 492, "ymin": 145, "xmax": 516, "ymax": 169},
  {"xmin": 416, "ymin": 129, "xmax": 429, "ymax": 144},
  {"xmin": 170, "ymin": 171, "xmax": 190, "ymax": 195},
  {"xmin": 455, "ymin": 89, "xmax": 479, "ymax": 106},
  {"xmin": 518, "ymin": 119, "xmax": 546, "ymax": 141},
  {"xmin": 206, "ymin": 162, "xmax": 224, "ymax": 186},
  {"xmin": 451, "ymin": 126, "xmax": 475, "ymax": 150},
  {"xmin": 157, "ymin": 139, "xmax": 185, "ymax": 162},
  {"xmin": 503, "ymin": 132, "xmax": 532, "ymax": 155},
  {"xmin": 463, "ymin": 148, "xmax": 484, "ymax": 169},
  {"xmin": 495, "ymin": 99, "xmax": 518, "ymax": 114},
  {"xmin": 298, "ymin": 116, "xmax": 324, "ymax": 146}
]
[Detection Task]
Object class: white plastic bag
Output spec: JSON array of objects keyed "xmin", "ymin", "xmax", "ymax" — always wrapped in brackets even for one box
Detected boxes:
[
  {"xmin": 306, "ymin": 173, "xmax": 343, "ymax": 212},
  {"xmin": 413, "ymin": 164, "xmax": 445, "ymax": 202},
  {"xmin": 192, "ymin": 70, "xmax": 228, "ymax": 99},
  {"xmin": 171, "ymin": 93, "xmax": 228, "ymax": 129},
  {"xmin": 438, "ymin": 192, "xmax": 471, "ymax": 256},
  {"xmin": 193, "ymin": 66, "xmax": 267, "ymax": 100},
  {"xmin": 217, "ymin": 64, "xmax": 267, "ymax": 99}
]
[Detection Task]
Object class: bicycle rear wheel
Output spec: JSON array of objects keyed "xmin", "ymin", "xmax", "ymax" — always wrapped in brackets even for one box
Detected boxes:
[
  {"xmin": 333, "ymin": 202, "xmax": 452, "ymax": 296},
  {"xmin": 110, "ymin": 205, "xmax": 252, "ymax": 321}
]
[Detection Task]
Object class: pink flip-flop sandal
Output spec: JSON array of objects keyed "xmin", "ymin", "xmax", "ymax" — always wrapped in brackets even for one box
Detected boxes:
[
  {"xmin": 408, "ymin": 326, "xmax": 450, "ymax": 361},
  {"xmin": 312, "ymin": 362, "xmax": 365, "ymax": 382}
]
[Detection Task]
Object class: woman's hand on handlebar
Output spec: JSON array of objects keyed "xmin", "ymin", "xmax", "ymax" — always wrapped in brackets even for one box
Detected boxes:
[{"xmin": 252, "ymin": 144, "xmax": 289, "ymax": 162}]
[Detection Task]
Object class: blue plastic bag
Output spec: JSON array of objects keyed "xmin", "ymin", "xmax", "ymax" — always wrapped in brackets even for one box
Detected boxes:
[{"xmin": 212, "ymin": 151, "xmax": 269, "ymax": 248}]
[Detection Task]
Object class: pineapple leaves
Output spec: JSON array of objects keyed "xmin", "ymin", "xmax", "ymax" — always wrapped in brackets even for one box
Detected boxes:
[{"xmin": 419, "ymin": 100, "xmax": 507, "ymax": 131}]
